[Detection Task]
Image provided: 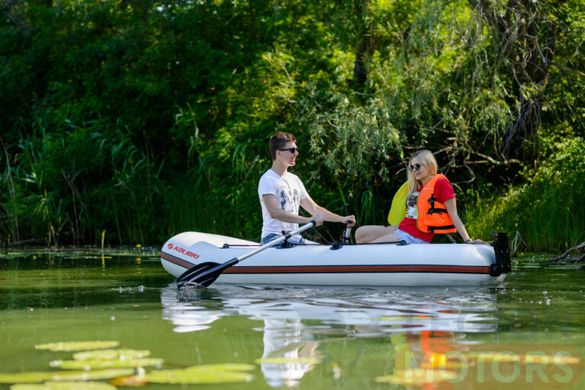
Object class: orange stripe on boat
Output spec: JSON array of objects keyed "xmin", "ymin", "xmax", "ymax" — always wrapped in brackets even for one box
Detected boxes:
[
  {"xmin": 160, "ymin": 251, "xmax": 193, "ymax": 269},
  {"xmin": 223, "ymin": 265, "xmax": 490, "ymax": 274}
]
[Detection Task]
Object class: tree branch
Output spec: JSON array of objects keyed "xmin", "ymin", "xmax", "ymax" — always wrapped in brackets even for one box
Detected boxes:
[{"xmin": 549, "ymin": 242, "xmax": 585, "ymax": 263}]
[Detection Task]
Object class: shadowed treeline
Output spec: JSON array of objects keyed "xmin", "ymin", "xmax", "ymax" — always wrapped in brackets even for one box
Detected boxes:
[{"xmin": 0, "ymin": 0, "xmax": 583, "ymax": 251}]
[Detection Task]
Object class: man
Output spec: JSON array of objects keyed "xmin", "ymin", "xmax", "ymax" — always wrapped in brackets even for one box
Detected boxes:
[{"xmin": 258, "ymin": 132, "xmax": 355, "ymax": 244}]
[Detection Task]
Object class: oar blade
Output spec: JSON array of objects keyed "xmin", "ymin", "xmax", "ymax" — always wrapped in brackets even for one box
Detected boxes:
[
  {"xmin": 180, "ymin": 268, "xmax": 222, "ymax": 289},
  {"xmin": 176, "ymin": 261, "xmax": 219, "ymax": 288},
  {"xmin": 177, "ymin": 259, "xmax": 237, "ymax": 289}
]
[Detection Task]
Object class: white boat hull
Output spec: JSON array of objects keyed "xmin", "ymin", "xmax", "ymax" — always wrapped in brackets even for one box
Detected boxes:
[{"xmin": 160, "ymin": 232, "xmax": 510, "ymax": 287}]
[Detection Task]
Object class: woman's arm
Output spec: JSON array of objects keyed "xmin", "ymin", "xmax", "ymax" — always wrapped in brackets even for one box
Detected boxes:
[{"xmin": 444, "ymin": 198, "xmax": 471, "ymax": 242}]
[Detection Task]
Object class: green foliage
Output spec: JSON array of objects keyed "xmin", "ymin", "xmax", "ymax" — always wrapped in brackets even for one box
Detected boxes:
[
  {"xmin": 1, "ymin": 120, "xmax": 168, "ymax": 245},
  {"xmin": 0, "ymin": 0, "xmax": 583, "ymax": 250},
  {"xmin": 466, "ymin": 136, "xmax": 585, "ymax": 251}
]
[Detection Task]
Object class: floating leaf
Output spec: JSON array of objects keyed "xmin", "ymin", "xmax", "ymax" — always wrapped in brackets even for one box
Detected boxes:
[
  {"xmin": 375, "ymin": 369, "xmax": 458, "ymax": 385},
  {"xmin": 11, "ymin": 381, "xmax": 116, "ymax": 390},
  {"xmin": 108, "ymin": 375, "xmax": 146, "ymax": 387},
  {"xmin": 50, "ymin": 359, "xmax": 163, "ymax": 370},
  {"xmin": 468, "ymin": 351, "xmax": 581, "ymax": 365},
  {"xmin": 0, "ymin": 369, "xmax": 134, "ymax": 384},
  {"xmin": 525, "ymin": 354, "xmax": 581, "ymax": 365},
  {"xmin": 145, "ymin": 370, "xmax": 253, "ymax": 385},
  {"xmin": 255, "ymin": 357, "xmax": 322, "ymax": 365},
  {"xmin": 144, "ymin": 364, "xmax": 255, "ymax": 385},
  {"xmin": 48, "ymin": 369, "xmax": 135, "ymax": 382},
  {"xmin": 0, "ymin": 373, "xmax": 52, "ymax": 384},
  {"xmin": 185, "ymin": 364, "xmax": 255, "ymax": 372},
  {"xmin": 467, "ymin": 352, "xmax": 520, "ymax": 362},
  {"xmin": 35, "ymin": 342, "xmax": 120, "ymax": 352},
  {"xmin": 73, "ymin": 350, "xmax": 151, "ymax": 361}
]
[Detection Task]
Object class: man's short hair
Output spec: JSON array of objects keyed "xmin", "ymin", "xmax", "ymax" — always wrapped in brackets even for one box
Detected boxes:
[{"xmin": 269, "ymin": 132, "xmax": 296, "ymax": 160}]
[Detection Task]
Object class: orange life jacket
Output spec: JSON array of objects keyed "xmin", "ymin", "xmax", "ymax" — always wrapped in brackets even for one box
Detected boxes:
[{"xmin": 416, "ymin": 174, "xmax": 457, "ymax": 234}]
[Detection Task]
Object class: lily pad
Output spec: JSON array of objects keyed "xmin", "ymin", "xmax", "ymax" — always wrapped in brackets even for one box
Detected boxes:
[
  {"xmin": 73, "ymin": 349, "xmax": 151, "ymax": 361},
  {"xmin": 11, "ymin": 381, "xmax": 116, "ymax": 390},
  {"xmin": 468, "ymin": 351, "xmax": 581, "ymax": 365},
  {"xmin": 185, "ymin": 364, "xmax": 255, "ymax": 372},
  {"xmin": 524, "ymin": 354, "xmax": 581, "ymax": 365},
  {"xmin": 0, "ymin": 373, "xmax": 52, "ymax": 384},
  {"xmin": 50, "ymin": 358, "xmax": 163, "ymax": 370},
  {"xmin": 108, "ymin": 375, "xmax": 146, "ymax": 387},
  {"xmin": 467, "ymin": 352, "xmax": 520, "ymax": 362},
  {"xmin": 255, "ymin": 357, "xmax": 322, "ymax": 365},
  {"xmin": 375, "ymin": 369, "xmax": 458, "ymax": 385},
  {"xmin": 35, "ymin": 342, "xmax": 120, "ymax": 352},
  {"xmin": 0, "ymin": 369, "xmax": 134, "ymax": 384},
  {"xmin": 144, "ymin": 364, "xmax": 255, "ymax": 385},
  {"xmin": 144, "ymin": 370, "xmax": 253, "ymax": 385}
]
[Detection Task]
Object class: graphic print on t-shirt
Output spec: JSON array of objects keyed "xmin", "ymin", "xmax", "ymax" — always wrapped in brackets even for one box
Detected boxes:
[
  {"xmin": 405, "ymin": 191, "xmax": 420, "ymax": 219},
  {"xmin": 279, "ymin": 178, "xmax": 300, "ymax": 213}
]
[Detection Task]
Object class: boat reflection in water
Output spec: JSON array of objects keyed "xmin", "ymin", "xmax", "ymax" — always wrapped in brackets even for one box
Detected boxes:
[{"xmin": 160, "ymin": 285, "xmax": 499, "ymax": 388}]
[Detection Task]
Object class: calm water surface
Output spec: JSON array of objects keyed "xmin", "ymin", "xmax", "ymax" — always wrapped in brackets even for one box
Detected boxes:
[{"xmin": 0, "ymin": 251, "xmax": 584, "ymax": 389}]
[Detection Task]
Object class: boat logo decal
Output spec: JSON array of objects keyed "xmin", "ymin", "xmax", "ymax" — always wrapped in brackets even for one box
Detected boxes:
[{"xmin": 169, "ymin": 244, "xmax": 200, "ymax": 260}]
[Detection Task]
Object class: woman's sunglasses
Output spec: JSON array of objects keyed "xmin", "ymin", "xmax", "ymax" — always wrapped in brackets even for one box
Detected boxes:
[{"xmin": 409, "ymin": 163, "xmax": 422, "ymax": 172}]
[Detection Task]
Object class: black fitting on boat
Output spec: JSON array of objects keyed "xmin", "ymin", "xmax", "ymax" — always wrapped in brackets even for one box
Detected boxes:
[
  {"xmin": 490, "ymin": 232, "xmax": 512, "ymax": 276},
  {"xmin": 331, "ymin": 223, "xmax": 355, "ymax": 249},
  {"xmin": 280, "ymin": 230, "xmax": 293, "ymax": 248}
]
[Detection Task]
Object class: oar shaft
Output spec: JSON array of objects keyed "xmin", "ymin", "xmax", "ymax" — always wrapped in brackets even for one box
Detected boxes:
[
  {"xmin": 236, "ymin": 223, "xmax": 314, "ymax": 263},
  {"xmin": 176, "ymin": 220, "xmax": 316, "ymax": 288}
]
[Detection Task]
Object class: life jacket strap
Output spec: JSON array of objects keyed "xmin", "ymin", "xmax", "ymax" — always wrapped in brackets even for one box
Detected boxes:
[
  {"xmin": 428, "ymin": 225, "xmax": 456, "ymax": 233},
  {"xmin": 427, "ymin": 195, "xmax": 448, "ymax": 215},
  {"xmin": 427, "ymin": 207, "xmax": 448, "ymax": 215}
]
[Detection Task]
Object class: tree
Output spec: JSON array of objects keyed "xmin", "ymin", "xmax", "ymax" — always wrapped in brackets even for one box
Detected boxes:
[{"xmin": 469, "ymin": 0, "xmax": 557, "ymax": 164}]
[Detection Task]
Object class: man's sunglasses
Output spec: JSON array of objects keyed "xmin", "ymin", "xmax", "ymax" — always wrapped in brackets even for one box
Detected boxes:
[
  {"xmin": 409, "ymin": 163, "xmax": 422, "ymax": 171},
  {"xmin": 279, "ymin": 147, "xmax": 298, "ymax": 154}
]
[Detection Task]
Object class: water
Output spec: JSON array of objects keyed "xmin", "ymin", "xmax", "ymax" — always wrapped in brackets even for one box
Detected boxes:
[{"xmin": 1, "ymin": 251, "xmax": 584, "ymax": 389}]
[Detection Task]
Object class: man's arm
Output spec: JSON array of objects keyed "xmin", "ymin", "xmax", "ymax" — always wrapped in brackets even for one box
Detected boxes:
[
  {"xmin": 300, "ymin": 197, "xmax": 355, "ymax": 226},
  {"xmin": 262, "ymin": 195, "xmax": 324, "ymax": 226}
]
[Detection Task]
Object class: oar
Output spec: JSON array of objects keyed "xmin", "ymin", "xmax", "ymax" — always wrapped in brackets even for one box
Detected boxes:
[{"xmin": 176, "ymin": 221, "xmax": 317, "ymax": 289}]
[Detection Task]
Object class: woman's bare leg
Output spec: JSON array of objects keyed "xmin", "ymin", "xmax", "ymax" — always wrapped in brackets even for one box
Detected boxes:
[
  {"xmin": 355, "ymin": 225, "xmax": 396, "ymax": 243},
  {"xmin": 368, "ymin": 232, "xmax": 399, "ymax": 243}
]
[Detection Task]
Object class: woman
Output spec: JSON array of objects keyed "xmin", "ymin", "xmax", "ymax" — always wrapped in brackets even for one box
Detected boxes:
[{"xmin": 355, "ymin": 150, "xmax": 472, "ymax": 244}]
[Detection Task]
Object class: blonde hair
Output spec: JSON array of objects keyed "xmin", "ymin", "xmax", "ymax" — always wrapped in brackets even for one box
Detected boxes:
[{"xmin": 407, "ymin": 149, "xmax": 438, "ymax": 194}]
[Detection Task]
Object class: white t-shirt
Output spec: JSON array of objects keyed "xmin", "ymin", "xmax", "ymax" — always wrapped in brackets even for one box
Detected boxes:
[{"xmin": 258, "ymin": 169, "xmax": 310, "ymax": 240}]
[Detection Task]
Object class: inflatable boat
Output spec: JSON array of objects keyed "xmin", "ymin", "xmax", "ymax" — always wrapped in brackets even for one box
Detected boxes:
[{"xmin": 160, "ymin": 229, "xmax": 511, "ymax": 287}]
